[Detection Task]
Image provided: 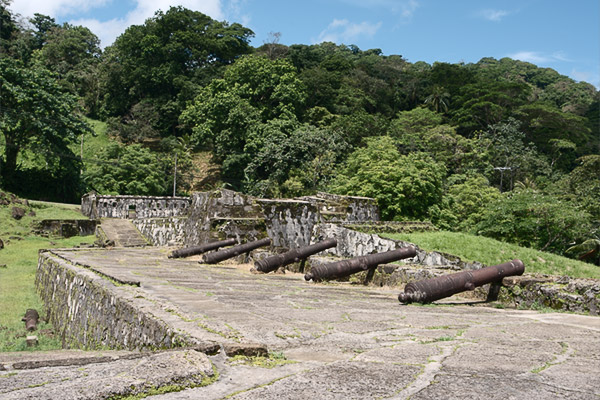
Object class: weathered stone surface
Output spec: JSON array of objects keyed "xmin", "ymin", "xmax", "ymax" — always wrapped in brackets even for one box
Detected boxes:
[
  {"xmin": 134, "ymin": 217, "xmax": 188, "ymax": 246},
  {"xmin": 82, "ymin": 192, "xmax": 191, "ymax": 219},
  {"xmin": 223, "ymin": 343, "xmax": 268, "ymax": 357},
  {"xmin": 0, "ymin": 349, "xmax": 214, "ymax": 400},
  {"xmin": 312, "ymin": 223, "xmax": 483, "ymax": 271},
  {"xmin": 11, "ymin": 206, "xmax": 25, "ymax": 220},
  {"xmin": 36, "ymin": 250, "xmax": 205, "ymax": 350},
  {"xmin": 33, "ymin": 248, "xmax": 600, "ymax": 399},
  {"xmin": 34, "ymin": 219, "xmax": 99, "ymax": 238},
  {"xmin": 500, "ymin": 275, "xmax": 600, "ymax": 314}
]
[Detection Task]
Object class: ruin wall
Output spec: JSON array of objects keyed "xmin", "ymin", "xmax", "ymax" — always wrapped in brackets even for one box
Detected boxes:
[{"xmin": 36, "ymin": 250, "xmax": 198, "ymax": 350}]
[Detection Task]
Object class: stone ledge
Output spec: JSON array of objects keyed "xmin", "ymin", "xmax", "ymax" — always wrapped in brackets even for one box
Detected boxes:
[{"xmin": 36, "ymin": 251, "xmax": 202, "ymax": 350}]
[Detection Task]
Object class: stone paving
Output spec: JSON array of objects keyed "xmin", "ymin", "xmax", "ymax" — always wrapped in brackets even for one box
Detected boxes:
[{"xmin": 3, "ymin": 247, "xmax": 600, "ymax": 399}]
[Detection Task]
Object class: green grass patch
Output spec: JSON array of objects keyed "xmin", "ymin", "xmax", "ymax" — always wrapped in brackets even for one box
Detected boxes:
[
  {"xmin": 0, "ymin": 195, "xmax": 95, "ymax": 352},
  {"xmin": 383, "ymin": 231, "xmax": 599, "ymax": 279},
  {"xmin": 228, "ymin": 351, "xmax": 296, "ymax": 369}
]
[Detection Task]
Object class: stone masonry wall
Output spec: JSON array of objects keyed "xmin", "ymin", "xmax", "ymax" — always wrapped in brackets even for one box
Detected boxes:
[
  {"xmin": 312, "ymin": 223, "xmax": 483, "ymax": 270},
  {"xmin": 82, "ymin": 193, "xmax": 190, "ymax": 220},
  {"xmin": 259, "ymin": 199, "xmax": 320, "ymax": 248},
  {"xmin": 133, "ymin": 217, "xmax": 188, "ymax": 246},
  {"xmin": 36, "ymin": 251, "xmax": 197, "ymax": 350}
]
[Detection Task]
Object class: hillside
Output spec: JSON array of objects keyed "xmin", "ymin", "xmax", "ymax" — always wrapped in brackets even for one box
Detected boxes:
[{"xmin": 1, "ymin": 4, "xmax": 598, "ymax": 266}]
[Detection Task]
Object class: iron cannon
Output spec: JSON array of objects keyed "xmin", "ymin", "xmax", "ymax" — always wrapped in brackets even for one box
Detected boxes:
[
  {"xmin": 168, "ymin": 238, "xmax": 237, "ymax": 259},
  {"xmin": 305, "ymin": 246, "xmax": 417, "ymax": 282},
  {"xmin": 398, "ymin": 259, "xmax": 525, "ymax": 304},
  {"xmin": 254, "ymin": 238, "xmax": 338, "ymax": 273},
  {"xmin": 201, "ymin": 238, "xmax": 271, "ymax": 264}
]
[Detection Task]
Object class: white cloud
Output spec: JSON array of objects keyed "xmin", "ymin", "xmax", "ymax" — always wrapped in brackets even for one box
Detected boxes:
[
  {"xmin": 316, "ymin": 19, "xmax": 382, "ymax": 44},
  {"xmin": 11, "ymin": 0, "xmax": 224, "ymax": 48},
  {"xmin": 478, "ymin": 9, "xmax": 509, "ymax": 22},
  {"xmin": 340, "ymin": 0, "xmax": 419, "ymax": 20},
  {"xmin": 507, "ymin": 51, "xmax": 572, "ymax": 64},
  {"xmin": 571, "ymin": 69, "xmax": 600, "ymax": 88},
  {"xmin": 10, "ymin": 0, "xmax": 112, "ymax": 20},
  {"xmin": 400, "ymin": 0, "xmax": 419, "ymax": 18}
]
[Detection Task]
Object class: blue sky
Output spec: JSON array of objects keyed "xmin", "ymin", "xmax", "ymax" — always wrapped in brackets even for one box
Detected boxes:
[{"xmin": 10, "ymin": 0, "xmax": 600, "ymax": 87}]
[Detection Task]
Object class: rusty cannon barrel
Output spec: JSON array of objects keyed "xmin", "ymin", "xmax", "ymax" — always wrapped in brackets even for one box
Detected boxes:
[
  {"xmin": 254, "ymin": 238, "xmax": 338, "ymax": 273},
  {"xmin": 22, "ymin": 309, "xmax": 39, "ymax": 331},
  {"xmin": 201, "ymin": 238, "xmax": 271, "ymax": 264},
  {"xmin": 398, "ymin": 259, "xmax": 525, "ymax": 304},
  {"xmin": 305, "ymin": 245, "xmax": 417, "ymax": 282},
  {"xmin": 169, "ymin": 238, "xmax": 237, "ymax": 259}
]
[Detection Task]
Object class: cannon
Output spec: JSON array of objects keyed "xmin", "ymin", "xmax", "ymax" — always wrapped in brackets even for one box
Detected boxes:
[
  {"xmin": 168, "ymin": 238, "xmax": 237, "ymax": 259},
  {"xmin": 22, "ymin": 309, "xmax": 39, "ymax": 331},
  {"xmin": 304, "ymin": 246, "xmax": 417, "ymax": 282},
  {"xmin": 398, "ymin": 259, "xmax": 525, "ymax": 304},
  {"xmin": 201, "ymin": 238, "xmax": 272, "ymax": 264},
  {"xmin": 254, "ymin": 238, "xmax": 337, "ymax": 273}
]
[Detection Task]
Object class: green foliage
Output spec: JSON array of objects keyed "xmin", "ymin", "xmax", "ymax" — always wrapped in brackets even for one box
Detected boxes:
[
  {"xmin": 477, "ymin": 118, "xmax": 550, "ymax": 190},
  {"xmin": 83, "ymin": 143, "xmax": 170, "ymax": 195},
  {"xmin": 429, "ymin": 174, "xmax": 501, "ymax": 231},
  {"xmin": 330, "ymin": 136, "xmax": 446, "ymax": 220},
  {"xmin": 31, "ymin": 23, "xmax": 102, "ymax": 115},
  {"xmin": 0, "ymin": 57, "xmax": 90, "ymax": 201},
  {"xmin": 100, "ymin": 6, "xmax": 254, "ymax": 135},
  {"xmin": 565, "ymin": 155, "xmax": 600, "ymax": 220},
  {"xmin": 384, "ymin": 231, "xmax": 599, "ymax": 279},
  {"xmin": 244, "ymin": 120, "xmax": 348, "ymax": 197},
  {"xmin": 181, "ymin": 55, "xmax": 306, "ymax": 187},
  {"xmin": 476, "ymin": 189, "xmax": 592, "ymax": 254}
]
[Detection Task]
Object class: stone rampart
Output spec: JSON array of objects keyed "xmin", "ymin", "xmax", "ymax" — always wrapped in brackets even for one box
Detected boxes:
[
  {"xmin": 311, "ymin": 223, "xmax": 483, "ymax": 270},
  {"xmin": 36, "ymin": 250, "xmax": 197, "ymax": 350},
  {"xmin": 133, "ymin": 217, "xmax": 188, "ymax": 247},
  {"xmin": 82, "ymin": 193, "xmax": 190, "ymax": 220}
]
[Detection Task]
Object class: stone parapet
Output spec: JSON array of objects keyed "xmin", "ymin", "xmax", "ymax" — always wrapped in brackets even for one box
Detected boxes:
[{"xmin": 35, "ymin": 250, "xmax": 199, "ymax": 350}]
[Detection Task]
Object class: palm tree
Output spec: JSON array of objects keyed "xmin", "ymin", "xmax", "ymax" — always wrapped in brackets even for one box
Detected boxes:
[{"xmin": 424, "ymin": 86, "xmax": 450, "ymax": 113}]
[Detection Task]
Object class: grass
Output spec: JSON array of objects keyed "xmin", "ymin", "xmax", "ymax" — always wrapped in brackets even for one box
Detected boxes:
[
  {"xmin": 383, "ymin": 231, "xmax": 599, "ymax": 279},
  {"xmin": 0, "ymin": 196, "xmax": 95, "ymax": 352}
]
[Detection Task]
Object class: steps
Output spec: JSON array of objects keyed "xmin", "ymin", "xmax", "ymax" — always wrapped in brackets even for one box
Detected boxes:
[{"xmin": 98, "ymin": 219, "xmax": 148, "ymax": 247}]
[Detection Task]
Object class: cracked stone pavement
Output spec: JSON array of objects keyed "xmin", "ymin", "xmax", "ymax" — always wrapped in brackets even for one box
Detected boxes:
[{"xmin": 2, "ymin": 247, "xmax": 599, "ymax": 399}]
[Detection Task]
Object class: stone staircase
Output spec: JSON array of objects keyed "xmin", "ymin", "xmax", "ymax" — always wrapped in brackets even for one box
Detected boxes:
[{"xmin": 97, "ymin": 218, "xmax": 148, "ymax": 247}]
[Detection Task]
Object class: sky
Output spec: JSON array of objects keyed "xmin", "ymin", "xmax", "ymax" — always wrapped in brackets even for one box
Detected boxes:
[{"xmin": 9, "ymin": 0, "xmax": 600, "ymax": 88}]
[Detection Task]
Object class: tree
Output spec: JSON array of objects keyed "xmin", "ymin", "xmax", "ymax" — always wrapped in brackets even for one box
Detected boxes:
[
  {"xmin": 424, "ymin": 86, "xmax": 450, "ymax": 113},
  {"xmin": 429, "ymin": 174, "xmax": 501, "ymax": 231},
  {"xmin": 32, "ymin": 23, "xmax": 102, "ymax": 115},
  {"xmin": 0, "ymin": 57, "xmax": 90, "ymax": 182},
  {"xmin": 181, "ymin": 55, "xmax": 306, "ymax": 186},
  {"xmin": 477, "ymin": 118, "xmax": 550, "ymax": 191},
  {"xmin": 476, "ymin": 189, "xmax": 591, "ymax": 254},
  {"xmin": 329, "ymin": 136, "xmax": 446, "ymax": 220},
  {"xmin": 83, "ymin": 143, "xmax": 170, "ymax": 195},
  {"xmin": 244, "ymin": 121, "xmax": 348, "ymax": 197},
  {"xmin": 100, "ymin": 6, "xmax": 254, "ymax": 135},
  {"xmin": 566, "ymin": 155, "xmax": 600, "ymax": 220}
]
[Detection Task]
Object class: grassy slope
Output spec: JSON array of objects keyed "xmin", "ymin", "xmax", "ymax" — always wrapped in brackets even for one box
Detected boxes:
[
  {"xmin": 384, "ymin": 231, "xmax": 600, "ymax": 279},
  {"xmin": 0, "ymin": 199, "xmax": 95, "ymax": 351}
]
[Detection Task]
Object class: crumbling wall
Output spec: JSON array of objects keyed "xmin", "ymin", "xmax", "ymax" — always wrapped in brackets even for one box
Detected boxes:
[
  {"xmin": 81, "ymin": 193, "xmax": 190, "ymax": 219},
  {"xmin": 259, "ymin": 199, "xmax": 319, "ymax": 248},
  {"xmin": 312, "ymin": 223, "xmax": 483, "ymax": 270},
  {"xmin": 183, "ymin": 190, "xmax": 264, "ymax": 246},
  {"xmin": 133, "ymin": 218, "xmax": 188, "ymax": 246},
  {"xmin": 36, "ymin": 251, "xmax": 197, "ymax": 350}
]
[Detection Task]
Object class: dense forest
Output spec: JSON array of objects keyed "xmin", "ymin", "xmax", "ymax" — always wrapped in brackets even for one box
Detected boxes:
[{"xmin": 1, "ymin": 4, "xmax": 599, "ymax": 262}]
